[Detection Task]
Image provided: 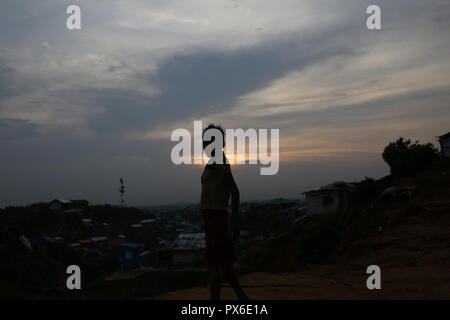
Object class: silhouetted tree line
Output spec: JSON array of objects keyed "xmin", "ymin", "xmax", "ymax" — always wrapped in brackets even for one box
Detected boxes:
[{"xmin": 382, "ymin": 137, "xmax": 440, "ymax": 177}]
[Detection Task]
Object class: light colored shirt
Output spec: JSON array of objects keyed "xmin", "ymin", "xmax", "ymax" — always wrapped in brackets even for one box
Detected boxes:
[{"xmin": 200, "ymin": 163, "xmax": 232, "ymax": 211}]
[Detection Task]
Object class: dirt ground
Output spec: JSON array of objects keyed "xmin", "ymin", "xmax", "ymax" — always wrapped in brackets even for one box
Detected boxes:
[{"xmin": 150, "ymin": 264, "xmax": 450, "ymax": 300}]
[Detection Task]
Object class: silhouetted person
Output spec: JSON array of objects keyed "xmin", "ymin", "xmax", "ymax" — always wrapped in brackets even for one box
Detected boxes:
[{"xmin": 200, "ymin": 123, "xmax": 248, "ymax": 300}]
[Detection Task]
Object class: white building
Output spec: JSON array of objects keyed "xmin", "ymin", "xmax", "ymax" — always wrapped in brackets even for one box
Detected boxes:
[
  {"xmin": 303, "ymin": 182, "xmax": 354, "ymax": 215},
  {"xmin": 438, "ymin": 132, "xmax": 450, "ymax": 157}
]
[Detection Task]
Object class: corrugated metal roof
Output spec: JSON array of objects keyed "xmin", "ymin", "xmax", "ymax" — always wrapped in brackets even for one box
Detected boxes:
[
  {"xmin": 177, "ymin": 233, "xmax": 205, "ymax": 240},
  {"xmin": 172, "ymin": 238, "xmax": 205, "ymax": 249},
  {"xmin": 140, "ymin": 219, "xmax": 156, "ymax": 223},
  {"xmin": 131, "ymin": 223, "xmax": 143, "ymax": 228},
  {"xmin": 303, "ymin": 181, "xmax": 355, "ymax": 195},
  {"xmin": 53, "ymin": 199, "xmax": 72, "ymax": 204},
  {"xmin": 91, "ymin": 236, "xmax": 108, "ymax": 242},
  {"xmin": 120, "ymin": 243, "xmax": 141, "ymax": 248}
]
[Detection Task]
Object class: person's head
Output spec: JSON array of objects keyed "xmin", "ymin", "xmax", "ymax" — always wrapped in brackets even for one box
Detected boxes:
[{"xmin": 202, "ymin": 123, "xmax": 225, "ymax": 159}]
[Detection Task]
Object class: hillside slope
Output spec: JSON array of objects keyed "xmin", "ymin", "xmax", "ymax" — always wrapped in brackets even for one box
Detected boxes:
[{"xmin": 152, "ymin": 159, "xmax": 450, "ymax": 299}]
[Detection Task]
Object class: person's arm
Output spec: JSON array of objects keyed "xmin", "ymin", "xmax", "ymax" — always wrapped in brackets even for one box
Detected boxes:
[{"xmin": 224, "ymin": 167, "xmax": 240, "ymax": 241}]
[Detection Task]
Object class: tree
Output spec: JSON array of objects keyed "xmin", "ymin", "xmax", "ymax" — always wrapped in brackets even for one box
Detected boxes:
[{"xmin": 382, "ymin": 137, "xmax": 440, "ymax": 177}]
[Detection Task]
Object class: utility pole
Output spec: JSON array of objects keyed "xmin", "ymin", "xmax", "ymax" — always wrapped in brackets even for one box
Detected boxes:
[{"xmin": 119, "ymin": 177, "xmax": 125, "ymax": 206}]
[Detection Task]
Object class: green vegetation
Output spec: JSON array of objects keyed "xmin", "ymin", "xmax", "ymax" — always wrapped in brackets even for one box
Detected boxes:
[{"xmin": 382, "ymin": 137, "xmax": 440, "ymax": 177}]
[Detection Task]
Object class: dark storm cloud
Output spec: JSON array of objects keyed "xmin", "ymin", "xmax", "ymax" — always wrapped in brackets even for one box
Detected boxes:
[
  {"xmin": 74, "ymin": 26, "xmax": 360, "ymax": 135},
  {"xmin": 0, "ymin": 59, "xmax": 16, "ymax": 99},
  {"xmin": 149, "ymin": 37, "xmax": 349, "ymax": 117}
]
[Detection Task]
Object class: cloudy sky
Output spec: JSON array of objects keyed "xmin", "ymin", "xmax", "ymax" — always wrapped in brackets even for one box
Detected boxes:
[{"xmin": 1, "ymin": 0, "xmax": 449, "ymax": 207}]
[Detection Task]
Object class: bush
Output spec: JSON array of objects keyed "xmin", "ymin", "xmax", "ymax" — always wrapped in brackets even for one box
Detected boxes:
[{"xmin": 382, "ymin": 137, "xmax": 440, "ymax": 177}]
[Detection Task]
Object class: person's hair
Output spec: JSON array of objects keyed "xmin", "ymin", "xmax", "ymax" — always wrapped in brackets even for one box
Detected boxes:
[{"xmin": 202, "ymin": 123, "xmax": 225, "ymax": 150}]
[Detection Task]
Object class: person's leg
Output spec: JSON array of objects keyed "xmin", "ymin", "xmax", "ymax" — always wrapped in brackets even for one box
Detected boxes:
[
  {"xmin": 222, "ymin": 263, "xmax": 249, "ymax": 300},
  {"xmin": 208, "ymin": 263, "xmax": 222, "ymax": 300}
]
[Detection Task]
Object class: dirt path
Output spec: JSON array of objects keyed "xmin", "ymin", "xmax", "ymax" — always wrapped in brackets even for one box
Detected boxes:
[{"xmin": 150, "ymin": 264, "xmax": 450, "ymax": 299}]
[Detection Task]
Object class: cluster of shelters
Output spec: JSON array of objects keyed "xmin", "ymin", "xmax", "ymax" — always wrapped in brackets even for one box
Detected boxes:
[{"xmin": 154, "ymin": 233, "xmax": 206, "ymax": 268}]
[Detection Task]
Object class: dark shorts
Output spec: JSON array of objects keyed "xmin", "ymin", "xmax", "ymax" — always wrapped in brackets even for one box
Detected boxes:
[{"xmin": 202, "ymin": 209, "xmax": 237, "ymax": 265}]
